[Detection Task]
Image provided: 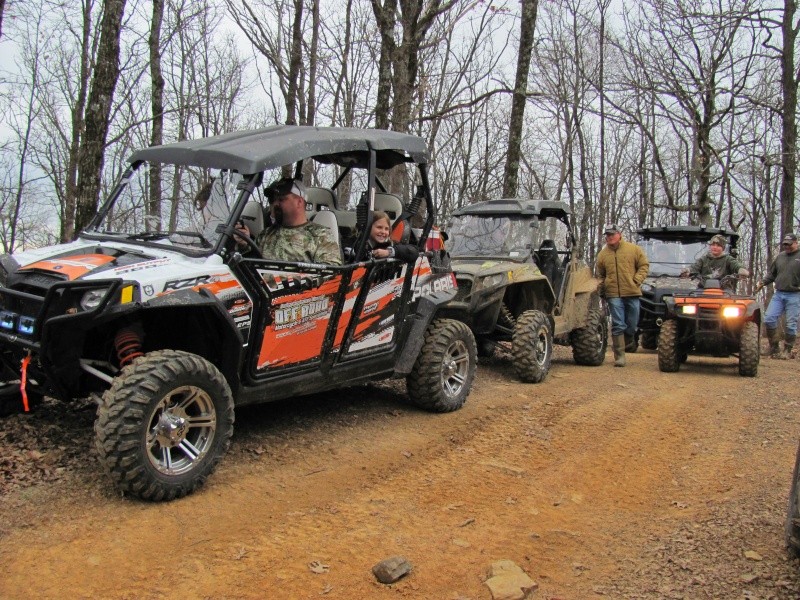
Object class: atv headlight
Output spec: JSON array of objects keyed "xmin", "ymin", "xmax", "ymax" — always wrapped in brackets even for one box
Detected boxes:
[
  {"xmin": 80, "ymin": 288, "xmax": 107, "ymax": 311},
  {"xmin": 641, "ymin": 283, "xmax": 653, "ymax": 294},
  {"xmin": 480, "ymin": 273, "xmax": 506, "ymax": 288},
  {"xmin": 722, "ymin": 306, "xmax": 742, "ymax": 318},
  {"xmin": 681, "ymin": 304, "xmax": 697, "ymax": 315}
]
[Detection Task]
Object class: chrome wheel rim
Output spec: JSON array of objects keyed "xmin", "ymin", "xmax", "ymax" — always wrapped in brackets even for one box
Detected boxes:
[
  {"xmin": 146, "ymin": 385, "xmax": 216, "ymax": 475},
  {"xmin": 441, "ymin": 339, "xmax": 469, "ymax": 398},
  {"xmin": 535, "ymin": 327, "xmax": 551, "ymax": 366}
]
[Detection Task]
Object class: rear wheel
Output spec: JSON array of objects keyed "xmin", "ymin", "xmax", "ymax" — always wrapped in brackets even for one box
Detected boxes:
[
  {"xmin": 787, "ymin": 441, "xmax": 800, "ymax": 557},
  {"xmin": 570, "ymin": 309, "xmax": 607, "ymax": 366},
  {"xmin": 640, "ymin": 330, "xmax": 658, "ymax": 350},
  {"xmin": 657, "ymin": 320, "xmax": 681, "ymax": 372},
  {"xmin": 738, "ymin": 321, "xmax": 760, "ymax": 377},
  {"xmin": 512, "ymin": 310, "xmax": 553, "ymax": 383},
  {"xmin": 407, "ymin": 319, "xmax": 476, "ymax": 413},
  {"xmin": 95, "ymin": 350, "xmax": 234, "ymax": 501}
]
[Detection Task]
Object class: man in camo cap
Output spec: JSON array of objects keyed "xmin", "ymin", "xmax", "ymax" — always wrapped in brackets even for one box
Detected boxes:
[
  {"xmin": 686, "ymin": 234, "xmax": 748, "ymax": 287},
  {"xmin": 257, "ymin": 177, "xmax": 342, "ymax": 265}
]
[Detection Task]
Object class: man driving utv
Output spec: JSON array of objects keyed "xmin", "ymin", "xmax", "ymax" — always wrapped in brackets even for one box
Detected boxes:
[{"xmin": 683, "ymin": 234, "xmax": 749, "ymax": 287}]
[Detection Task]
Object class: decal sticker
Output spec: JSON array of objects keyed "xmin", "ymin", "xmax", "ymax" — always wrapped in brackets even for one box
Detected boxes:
[
  {"xmin": 20, "ymin": 254, "xmax": 116, "ymax": 281},
  {"xmin": 163, "ymin": 275, "xmax": 212, "ymax": 292}
]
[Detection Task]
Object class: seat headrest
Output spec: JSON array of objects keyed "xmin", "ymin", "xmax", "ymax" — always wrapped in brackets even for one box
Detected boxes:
[
  {"xmin": 373, "ymin": 193, "xmax": 404, "ymax": 223},
  {"xmin": 306, "ymin": 187, "xmax": 337, "ymax": 212},
  {"xmin": 240, "ymin": 201, "xmax": 265, "ymax": 238},
  {"xmin": 311, "ymin": 210, "xmax": 340, "ymax": 246}
]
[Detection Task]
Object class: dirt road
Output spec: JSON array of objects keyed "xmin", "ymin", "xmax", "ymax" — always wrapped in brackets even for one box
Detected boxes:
[{"xmin": 1, "ymin": 346, "xmax": 800, "ymax": 599}]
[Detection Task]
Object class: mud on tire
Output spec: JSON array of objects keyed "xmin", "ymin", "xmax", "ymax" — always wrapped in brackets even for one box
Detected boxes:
[
  {"xmin": 94, "ymin": 349, "xmax": 234, "ymax": 501},
  {"xmin": 738, "ymin": 321, "xmax": 759, "ymax": 377},
  {"xmin": 407, "ymin": 319, "xmax": 476, "ymax": 413},
  {"xmin": 657, "ymin": 319, "xmax": 681, "ymax": 372},
  {"xmin": 570, "ymin": 309, "xmax": 607, "ymax": 366},
  {"xmin": 512, "ymin": 310, "xmax": 553, "ymax": 383}
]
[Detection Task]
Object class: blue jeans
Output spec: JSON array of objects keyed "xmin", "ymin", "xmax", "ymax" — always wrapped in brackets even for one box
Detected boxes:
[
  {"xmin": 607, "ymin": 297, "xmax": 640, "ymax": 337},
  {"xmin": 764, "ymin": 290, "xmax": 800, "ymax": 336}
]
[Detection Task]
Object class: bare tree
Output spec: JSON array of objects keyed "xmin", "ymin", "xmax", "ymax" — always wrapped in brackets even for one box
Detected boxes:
[
  {"xmin": 74, "ymin": 0, "xmax": 128, "ymax": 236},
  {"xmin": 503, "ymin": 0, "xmax": 539, "ymax": 198},
  {"xmin": 149, "ymin": 0, "xmax": 165, "ymax": 231}
]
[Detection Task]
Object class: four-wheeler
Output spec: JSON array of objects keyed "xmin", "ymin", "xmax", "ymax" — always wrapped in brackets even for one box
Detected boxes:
[
  {"xmin": 636, "ymin": 226, "xmax": 740, "ymax": 350},
  {"xmin": 657, "ymin": 275, "xmax": 761, "ymax": 376},
  {"xmin": 442, "ymin": 199, "xmax": 606, "ymax": 383},
  {"xmin": 0, "ymin": 126, "xmax": 477, "ymax": 501}
]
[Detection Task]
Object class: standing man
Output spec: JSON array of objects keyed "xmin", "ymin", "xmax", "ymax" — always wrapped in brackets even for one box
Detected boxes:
[
  {"xmin": 596, "ymin": 224, "xmax": 650, "ymax": 367},
  {"xmin": 757, "ymin": 233, "xmax": 800, "ymax": 359},
  {"xmin": 257, "ymin": 177, "xmax": 342, "ymax": 265}
]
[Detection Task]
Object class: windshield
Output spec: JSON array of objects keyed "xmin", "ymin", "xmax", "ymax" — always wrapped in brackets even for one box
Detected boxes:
[
  {"xmin": 90, "ymin": 163, "xmax": 250, "ymax": 252},
  {"xmin": 640, "ymin": 239, "xmax": 710, "ymax": 276},
  {"xmin": 447, "ymin": 215, "xmax": 535, "ymax": 258}
]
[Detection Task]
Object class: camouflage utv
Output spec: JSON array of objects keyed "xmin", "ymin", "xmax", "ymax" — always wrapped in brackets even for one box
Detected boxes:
[{"xmin": 442, "ymin": 199, "xmax": 606, "ymax": 382}]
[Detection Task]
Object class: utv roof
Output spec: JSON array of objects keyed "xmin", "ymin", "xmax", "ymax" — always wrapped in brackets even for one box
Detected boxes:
[
  {"xmin": 636, "ymin": 225, "xmax": 739, "ymax": 243},
  {"xmin": 452, "ymin": 198, "xmax": 570, "ymax": 218},
  {"xmin": 127, "ymin": 126, "xmax": 429, "ymax": 174}
]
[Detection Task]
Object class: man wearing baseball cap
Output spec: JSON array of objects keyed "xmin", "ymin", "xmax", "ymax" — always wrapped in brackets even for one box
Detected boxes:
[
  {"xmin": 257, "ymin": 177, "xmax": 342, "ymax": 265},
  {"xmin": 757, "ymin": 232, "xmax": 800, "ymax": 358},
  {"xmin": 685, "ymin": 234, "xmax": 749, "ymax": 287},
  {"xmin": 595, "ymin": 224, "xmax": 650, "ymax": 367}
]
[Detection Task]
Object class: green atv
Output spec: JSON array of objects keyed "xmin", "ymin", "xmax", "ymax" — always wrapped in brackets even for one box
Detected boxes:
[{"xmin": 442, "ymin": 199, "xmax": 607, "ymax": 382}]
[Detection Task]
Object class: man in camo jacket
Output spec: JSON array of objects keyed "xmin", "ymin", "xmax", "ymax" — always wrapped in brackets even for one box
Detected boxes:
[
  {"xmin": 685, "ymin": 234, "xmax": 748, "ymax": 288},
  {"xmin": 257, "ymin": 178, "xmax": 342, "ymax": 265}
]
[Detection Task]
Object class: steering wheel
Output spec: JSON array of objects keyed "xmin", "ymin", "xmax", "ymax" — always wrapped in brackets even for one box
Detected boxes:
[{"xmin": 230, "ymin": 226, "xmax": 262, "ymax": 257}]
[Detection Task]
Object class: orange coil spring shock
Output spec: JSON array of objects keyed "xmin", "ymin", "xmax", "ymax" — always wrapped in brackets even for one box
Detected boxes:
[{"xmin": 114, "ymin": 328, "xmax": 143, "ymax": 367}]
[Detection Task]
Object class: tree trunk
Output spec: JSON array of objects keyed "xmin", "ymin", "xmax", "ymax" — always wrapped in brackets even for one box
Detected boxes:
[
  {"xmin": 148, "ymin": 0, "xmax": 165, "ymax": 232},
  {"xmin": 502, "ymin": 0, "xmax": 538, "ymax": 198},
  {"xmin": 781, "ymin": 0, "xmax": 797, "ymax": 235},
  {"xmin": 371, "ymin": 0, "xmax": 397, "ymax": 130},
  {"xmin": 74, "ymin": 0, "xmax": 128, "ymax": 237}
]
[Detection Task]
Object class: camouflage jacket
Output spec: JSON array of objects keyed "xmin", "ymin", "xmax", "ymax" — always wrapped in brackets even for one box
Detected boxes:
[
  {"xmin": 689, "ymin": 253, "xmax": 742, "ymax": 281},
  {"xmin": 258, "ymin": 222, "xmax": 342, "ymax": 265}
]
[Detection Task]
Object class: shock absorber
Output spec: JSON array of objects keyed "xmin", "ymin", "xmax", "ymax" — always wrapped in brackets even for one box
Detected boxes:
[{"xmin": 114, "ymin": 327, "xmax": 143, "ymax": 367}]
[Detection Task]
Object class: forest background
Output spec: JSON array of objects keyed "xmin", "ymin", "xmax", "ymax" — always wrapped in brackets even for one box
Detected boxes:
[{"xmin": 0, "ymin": 0, "xmax": 796, "ymax": 287}]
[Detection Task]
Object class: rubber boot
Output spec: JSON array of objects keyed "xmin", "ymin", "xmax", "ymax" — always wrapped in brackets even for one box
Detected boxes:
[
  {"xmin": 612, "ymin": 335, "xmax": 626, "ymax": 367},
  {"xmin": 624, "ymin": 333, "xmax": 637, "ymax": 353},
  {"xmin": 767, "ymin": 327, "xmax": 781, "ymax": 358},
  {"xmin": 784, "ymin": 334, "xmax": 796, "ymax": 359}
]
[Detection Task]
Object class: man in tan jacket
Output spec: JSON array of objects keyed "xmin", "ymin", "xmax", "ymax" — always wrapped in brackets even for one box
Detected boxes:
[{"xmin": 596, "ymin": 224, "xmax": 650, "ymax": 367}]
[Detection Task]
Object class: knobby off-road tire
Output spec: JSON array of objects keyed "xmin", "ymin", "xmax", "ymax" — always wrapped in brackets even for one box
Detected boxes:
[
  {"xmin": 787, "ymin": 441, "xmax": 800, "ymax": 557},
  {"xmin": 738, "ymin": 321, "xmax": 760, "ymax": 377},
  {"xmin": 657, "ymin": 319, "xmax": 681, "ymax": 372},
  {"xmin": 570, "ymin": 309, "xmax": 607, "ymax": 366},
  {"xmin": 94, "ymin": 349, "xmax": 235, "ymax": 501},
  {"xmin": 512, "ymin": 310, "xmax": 553, "ymax": 383},
  {"xmin": 407, "ymin": 319, "xmax": 476, "ymax": 413}
]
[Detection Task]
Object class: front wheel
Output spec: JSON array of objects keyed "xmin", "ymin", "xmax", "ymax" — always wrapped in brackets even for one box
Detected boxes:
[
  {"xmin": 738, "ymin": 321, "xmax": 760, "ymax": 377},
  {"xmin": 512, "ymin": 310, "xmax": 553, "ymax": 383},
  {"xmin": 407, "ymin": 319, "xmax": 477, "ymax": 412},
  {"xmin": 95, "ymin": 350, "xmax": 235, "ymax": 501},
  {"xmin": 657, "ymin": 319, "xmax": 681, "ymax": 372},
  {"xmin": 570, "ymin": 309, "xmax": 607, "ymax": 366}
]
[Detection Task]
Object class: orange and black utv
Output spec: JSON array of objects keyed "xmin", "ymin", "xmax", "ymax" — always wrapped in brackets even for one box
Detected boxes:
[{"xmin": 657, "ymin": 275, "xmax": 762, "ymax": 377}]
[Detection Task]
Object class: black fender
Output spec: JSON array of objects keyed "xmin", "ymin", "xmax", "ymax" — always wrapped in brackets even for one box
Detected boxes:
[{"xmin": 394, "ymin": 288, "xmax": 457, "ymax": 375}]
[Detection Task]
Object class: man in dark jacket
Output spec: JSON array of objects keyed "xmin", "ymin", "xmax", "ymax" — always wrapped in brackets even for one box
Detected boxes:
[
  {"xmin": 596, "ymin": 224, "xmax": 650, "ymax": 367},
  {"xmin": 687, "ymin": 234, "xmax": 749, "ymax": 287},
  {"xmin": 757, "ymin": 233, "xmax": 800, "ymax": 358}
]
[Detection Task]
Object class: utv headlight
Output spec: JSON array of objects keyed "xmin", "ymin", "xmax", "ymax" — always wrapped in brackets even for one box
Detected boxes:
[
  {"xmin": 480, "ymin": 273, "xmax": 506, "ymax": 288},
  {"xmin": 641, "ymin": 283, "xmax": 653, "ymax": 294},
  {"xmin": 722, "ymin": 306, "xmax": 742, "ymax": 318},
  {"xmin": 681, "ymin": 304, "xmax": 697, "ymax": 315},
  {"xmin": 80, "ymin": 288, "xmax": 108, "ymax": 311}
]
